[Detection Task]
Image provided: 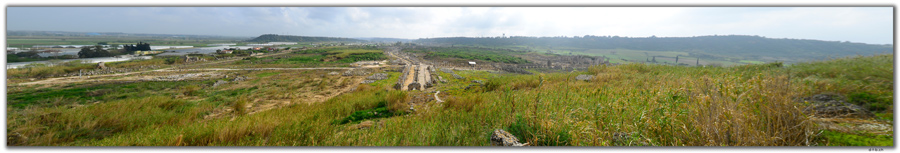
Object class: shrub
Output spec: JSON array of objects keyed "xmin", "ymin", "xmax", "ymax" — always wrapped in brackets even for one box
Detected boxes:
[
  {"xmin": 180, "ymin": 85, "xmax": 201, "ymax": 97},
  {"xmin": 385, "ymin": 90, "xmax": 409, "ymax": 113},
  {"xmin": 444, "ymin": 94, "xmax": 483, "ymax": 112},
  {"xmin": 232, "ymin": 96, "xmax": 249, "ymax": 115}
]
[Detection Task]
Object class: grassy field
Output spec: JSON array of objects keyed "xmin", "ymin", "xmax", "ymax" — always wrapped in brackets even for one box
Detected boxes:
[
  {"xmin": 405, "ymin": 47, "xmax": 531, "ymax": 64},
  {"xmin": 453, "ymin": 44, "xmax": 763, "ymax": 66},
  {"xmin": 5, "ymin": 51, "xmax": 893, "ymax": 146},
  {"xmin": 221, "ymin": 47, "xmax": 386, "ymax": 68}
]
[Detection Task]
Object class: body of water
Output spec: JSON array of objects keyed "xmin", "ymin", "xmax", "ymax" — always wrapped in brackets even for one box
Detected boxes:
[{"xmin": 7, "ymin": 56, "xmax": 153, "ymax": 69}]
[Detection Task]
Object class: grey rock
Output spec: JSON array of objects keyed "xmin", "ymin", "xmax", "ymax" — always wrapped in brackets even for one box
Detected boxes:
[
  {"xmin": 212, "ymin": 80, "xmax": 229, "ymax": 87},
  {"xmin": 232, "ymin": 76, "xmax": 248, "ymax": 82},
  {"xmin": 802, "ymin": 93, "xmax": 872, "ymax": 118},
  {"xmin": 366, "ymin": 73, "xmax": 389, "ymax": 80},
  {"xmin": 576, "ymin": 74, "xmax": 594, "ymax": 81},
  {"xmin": 361, "ymin": 80, "xmax": 376, "ymax": 84},
  {"xmin": 472, "ymin": 80, "xmax": 484, "ymax": 84},
  {"xmin": 441, "ymin": 68, "xmax": 454, "ymax": 73},
  {"xmin": 452, "ymin": 74, "xmax": 465, "ymax": 80},
  {"xmin": 491, "ymin": 129, "xmax": 528, "ymax": 146}
]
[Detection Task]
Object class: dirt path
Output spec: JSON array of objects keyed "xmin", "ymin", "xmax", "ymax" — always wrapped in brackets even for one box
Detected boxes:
[
  {"xmin": 386, "ymin": 47, "xmax": 433, "ymax": 91},
  {"xmin": 434, "ymin": 90, "xmax": 444, "ymax": 103}
]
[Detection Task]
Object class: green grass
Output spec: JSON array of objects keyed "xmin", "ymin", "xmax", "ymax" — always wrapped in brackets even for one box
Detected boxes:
[
  {"xmin": 228, "ymin": 47, "xmax": 386, "ymax": 68},
  {"xmin": 7, "ymin": 80, "xmax": 211, "ymax": 109},
  {"xmin": 789, "ymin": 54, "xmax": 893, "ymax": 113},
  {"xmin": 406, "ymin": 47, "xmax": 531, "ymax": 64},
  {"xmin": 818, "ymin": 130, "xmax": 892, "ymax": 146},
  {"xmin": 256, "ymin": 72, "xmax": 280, "ymax": 78},
  {"xmin": 7, "ymin": 54, "xmax": 892, "ymax": 146}
]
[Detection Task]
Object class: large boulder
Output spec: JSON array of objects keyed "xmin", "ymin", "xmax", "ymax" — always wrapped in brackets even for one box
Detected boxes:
[
  {"xmin": 491, "ymin": 129, "xmax": 528, "ymax": 146},
  {"xmin": 97, "ymin": 62, "xmax": 107, "ymax": 70}
]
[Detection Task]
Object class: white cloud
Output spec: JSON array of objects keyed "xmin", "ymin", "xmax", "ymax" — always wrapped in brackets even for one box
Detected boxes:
[{"xmin": 6, "ymin": 7, "xmax": 893, "ymax": 44}]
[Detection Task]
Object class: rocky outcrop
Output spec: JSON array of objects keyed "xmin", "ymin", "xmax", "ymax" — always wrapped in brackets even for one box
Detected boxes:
[
  {"xmin": 802, "ymin": 93, "xmax": 872, "ymax": 118},
  {"xmin": 491, "ymin": 129, "xmax": 528, "ymax": 146},
  {"xmin": 231, "ymin": 76, "xmax": 249, "ymax": 82}
]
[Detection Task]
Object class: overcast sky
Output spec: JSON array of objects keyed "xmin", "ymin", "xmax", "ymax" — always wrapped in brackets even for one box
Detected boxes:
[{"xmin": 6, "ymin": 7, "xmax": 894, "ymax": 44}]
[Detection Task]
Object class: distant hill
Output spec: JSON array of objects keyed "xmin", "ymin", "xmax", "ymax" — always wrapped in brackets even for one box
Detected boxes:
[
  {"xmin": 247, "ymin": 34, "xmax": 364, "ymax": 43},
  {"xmin": 354, "ymin": 37, "xmax": 413, "ymax": 43},
  {"xmin": 414, "ymin": 35, "xmax": 893, "ymax": 63}
]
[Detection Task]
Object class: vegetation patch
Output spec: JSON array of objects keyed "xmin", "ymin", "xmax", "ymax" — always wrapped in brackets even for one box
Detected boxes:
[
  {"xmin": 817, "ymin": 130, "xmax": 892, "ymax": 146},
  {"xmin": 406, "ymin": 47, "xmax": 530, "ymax": 64}
]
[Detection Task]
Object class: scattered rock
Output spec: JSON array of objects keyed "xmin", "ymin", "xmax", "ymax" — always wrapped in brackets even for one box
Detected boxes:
[
  {"xmin": 452, "ymin": 74, "xmax": 465, "ymax": 80},
  {"xmin": 802, "ymin": 93, "xmax": 873, "ymax": 118},
  {"xmin": 575, "ymin": 74, "xmax": 594, "ymax": 81},
  {"xmin": 472, "ymin": 80, "xmax": 484, "ymax": 84},
  {"xmin": 611, "ymin": 132, "xmax": 631, "ymax": 144},
  {"xmin": 491, "ymin": 129, "xmax": 528, "ymax": 146},
  {"xmin": 232, "ymin": 76, "xmax": 249, "ymax": 82},
  {"xmin": 498, "ymin": 65, "xmax": 533, "ymax": 74},
  {"xmin": 328, "ymin": 71, "xmax": 340, "ymax": 75},
  {"xmin": 152, "ymin": 73, "xmax": 202, "ymax": 81},
  {"xmin": 366, "ymin": 73, "xmax": 389, "ymax": 80},
  {"xmin": 441, "ymin": 68, "xmax": 454, "ymax": 73},
  {"xmin": 360, "ymin": 80, "xmax": 376, "ymax": 84},
  {"xmin": 212, "ymin": 80, "xmax": 229, "ymax": 87},
  {"xmin": 437, "ymin": 76, "xmax": 448, "ymax": 83},
  {"xmin": 343, "ymin": 69, "xmax": 370, "ymax": 76}
]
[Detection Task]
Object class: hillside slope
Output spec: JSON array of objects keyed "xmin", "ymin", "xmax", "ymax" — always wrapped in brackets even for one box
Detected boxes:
[
  {"xmin": 415, "ymin": 35, "xmax": 893, "ymax": 63},
  {"xmin": 247, "ymin": 34, "xmax": 364, "ymax": 43}
]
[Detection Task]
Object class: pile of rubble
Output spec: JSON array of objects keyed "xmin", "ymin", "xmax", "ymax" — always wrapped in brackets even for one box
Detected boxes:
[
  {"xmin": 361, "ymin": 73, "xmax": 389, "ymax": 84},
  {"xmin": 145, "ymin": 73, "xmax": 203, "ymax": 81},
  {"xmin": 343, "ymin": 69, "xmax": 370, "ymax": 76}
]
